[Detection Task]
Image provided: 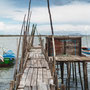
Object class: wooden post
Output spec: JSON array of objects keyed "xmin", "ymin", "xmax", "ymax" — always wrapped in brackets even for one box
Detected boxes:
[
  {"xmin": 61, "ymin": 84, "xmax": 66, "ymax": 90},
  {"xmin": 83, "ymin": 62, "xmax": 88, "ymax": 90},
  {"xmin": 14, "ymin": 14, "xmax": 26, "ymax": 80},
  {"xmin": 60, "ymin": 62, "xmax": 64, "ymax": 84},
  {"xmin": 9, "ymin": 81, "xmax": 14, "ymax": 90},
  {"xmin": 50, "ymin": 84, "xmax": 55, "ymax": 90},
  {"xmin": 74, "ymin": 62, "xmax": 77, "ymax": 88},
  {"xmin": 16, "ymin": 73, "xmax": 22, "ymax": 89},
  {"xmin": 66, "ymin": 78, "xmax": 68, "ymax": 90},
  {"xmin": 49, "ymin": 58, "xmax": 53, "ymax": 76},
  {"xmin": 57, "ymin": 62, "xmax": 59, "ymax": 75},
  {"xmin": 67, "ymin": 63, "xmax": 70, "ymax": 90},
  {"xmin": 78, "ymin": 62, "xmax": 83, "ymax": 90},
  {"xmin": 26, "ymin": 0, "xmax": 31, "ymax": 33},
  {"xmin": 47, "ymin": 0, "xmax": 57, "ymax": 84},
  {"xmin": 72, "ymin": 62, "xmax": 75, "ymax": 82},
  {"xmin": 20, "ymin": 30, "xmax": 26, "ymax": 73}
]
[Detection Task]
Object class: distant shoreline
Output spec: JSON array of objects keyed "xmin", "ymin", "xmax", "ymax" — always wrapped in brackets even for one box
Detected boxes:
[{"xmin": 0, "ymin": 35, "xmax": 89, "ymax": 37}]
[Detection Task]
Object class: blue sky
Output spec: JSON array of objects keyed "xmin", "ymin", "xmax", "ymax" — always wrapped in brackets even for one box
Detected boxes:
[{"xmin": 0, "ymin": 0, "xmax": 90, "ymax": 35}]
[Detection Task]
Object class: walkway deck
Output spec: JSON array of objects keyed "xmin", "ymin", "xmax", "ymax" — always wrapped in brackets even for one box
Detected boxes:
[
  {"xmin": 17, "ymin": 47, "xmax": 53, "ymax": 90},
  {"xmin": 55, "ymin": 55, "xmax": 90, "ymax": 62}
]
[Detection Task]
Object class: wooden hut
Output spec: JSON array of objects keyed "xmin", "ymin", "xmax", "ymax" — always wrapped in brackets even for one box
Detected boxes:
[{"xmin": 46, "ymin": 36, "xmax": 81, "ymax": 56}]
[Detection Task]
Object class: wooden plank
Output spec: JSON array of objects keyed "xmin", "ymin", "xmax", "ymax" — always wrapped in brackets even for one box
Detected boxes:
[
  {"xmin": 41, "ymin": 60, "xmax": 49, "ymax": 69},
  {"xmin": 37, "ymin": 68, "xmax": 42, "ymax": 84},
  {"xmin": 37, "ymin": 59, "xmax": 42, "ymax": 68},
  {"xmin": 26, "ymin": 60, "xmax": 31, "ymax": 68},
  {"xmin": 18, "ymin": 68, "xmax": 29, "ymax": 88},
  {"xmin": 31, "ymin": 68, "xmax": 37, "ymax": 86},
  {"xmin": 47, "ymin": 69, "xmax": 52, "ymax": 79},
  {"xmin": 24, "ymin": 86, "xmax": 30, "ymax": 90},
  {"xmin": 31, "ymin": 86, "xmax": 38, "ymax": 90},
  {"xmin": 55, "ymin": 55, "xmax": 90, "ymax": 62},
  {"xmin": 42, "ymin": 68, "xmax": 48, "ymax": 83},
  {"xmin": 38, "ymin": 84, "xmax": 48, "ymax": 90},
  {"xmin": 25, "ymin": 68, "xmax": 33, "ymax": 86},
  {"xmin": 24, "ymin": 68, "xmax": 29, "ymax": 73},
  {"xmin": 18, "ymin": 48, "xmax": 53, "ymax": 90}
]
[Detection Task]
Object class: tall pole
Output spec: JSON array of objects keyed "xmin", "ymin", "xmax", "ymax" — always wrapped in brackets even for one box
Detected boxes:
[
  {"xmin": 47, "ymin": 0, "xmax": 57, "ymax": 88},
  {"xmin": 47, "ymin": 0, "xmax": 56, "ymax": 55},
  {"xmin": 26, "ymin": 0, "xmax": 31, "ymax": 34},
  {"xmin": 47, "ymin": 0, "xmax": 54, "ymax": 35},
  {"xmin": 14, "ymin": 14, "xmax": 26, "ymax": 80}
]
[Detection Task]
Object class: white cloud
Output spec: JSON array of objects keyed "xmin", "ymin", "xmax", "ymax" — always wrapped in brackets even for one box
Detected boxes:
[
  {"xmin": 0, "ymin": 1, "xmax": 90, "ymax": 34},
  {"xmin": 0, "ymin": 22, "xmax": 5, "ymax": 30},
  {"xmin": 37, "ymin": 24, "xmax": 90, "ymax": 34},
  {"xmin": 0, "ymin": 0, "xmax": 27, "ymax": 22},
  {"xmin": 31, "ymin": 4, "xmax": 90, "ymax": 24},
  {"xmin": 0, "ymin": 22, "xmax": 21, "ymax": 34},
  {"xmin": 1, "ymin": 1, "xmax": 90, "ymax": 24}
]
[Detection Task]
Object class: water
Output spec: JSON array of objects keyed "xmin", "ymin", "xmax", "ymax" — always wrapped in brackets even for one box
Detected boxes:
[
  {"xmin": 0, "ymin": 37, "xmax": 19, "ymax": 90},
  {"xmin": 0, "ymin": 36, "xmax": 90, "ymax": 90},
  {"xmin": 82, "ymin": 36, "xmax": 90, "ymax": 48}
]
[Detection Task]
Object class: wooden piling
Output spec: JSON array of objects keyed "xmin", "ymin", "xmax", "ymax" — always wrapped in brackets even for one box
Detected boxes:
[
  {"xmin": 57, "ymin": 62, "xmax": 59, "ymax": 75},
  {"xmin": 67, "ymin": 63, "xmax": 70, "ymax": 90},
  {"xmin": 74, "ymin": 62, "xmax": 77, "ymax": 88},
  {"xmin": 50, "ymin": 84, "xmax": 55, "ymax": 90},
  {"xmin": 72, "ymin": 62, "xmax": 75, "ymax": 82},
  {"xmin": 61, "ymin": 84, "xmax": 66, "ymax": 90},
  {"xmin": 83, "ymin": 62, "xmax": 88, "ymax": 90},
  {"xmin": 9, "ymin": 81, "xmax": 14, "ymax": 90},
  {"xmin": 78, "ymin": 62, "xmax": 83, "ymax": 90},
  {"xmin": 60, "ymin": 62, "xmax": 64, "ymax": 84}
]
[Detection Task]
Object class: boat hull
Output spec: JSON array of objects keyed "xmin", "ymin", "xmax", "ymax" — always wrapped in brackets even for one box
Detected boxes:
[
  {"xmin": 82, "ymin": 51, "xmax": 90, "ymax": 55},
  {"xmin": 0, "ymin": 50, "xmax": 16, "ymax": 67},
  {"xmin": 82, "ymin": 47, "xmax": 90, "ymax": 55},
  {"xmin": 0, "ymin": 58, "xmax": 15, "ymax": 67}
]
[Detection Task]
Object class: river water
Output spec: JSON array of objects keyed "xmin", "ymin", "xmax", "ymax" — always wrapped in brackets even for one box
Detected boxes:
[{"xmin": 0, "ymin": 36, "xmax": 90, "ymax": 90}]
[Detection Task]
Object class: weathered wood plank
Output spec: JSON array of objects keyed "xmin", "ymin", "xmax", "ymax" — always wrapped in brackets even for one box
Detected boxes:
[
  {"xmin": 31, "ymin": 68, "xmax": 37, "ymax": 86},
  {"xmin": 55, "ymin": 55, "xmax": 90, "ymax": 62},
  {"xmin": 18, "ymin": 68, "xmax": 29, "ymax": 88},
  {"xmin": 25, "ymin": 68, "xmax": 33, "ymax": 86},
  {"xmin": 37, "ymin": 68, "xmax": 42, "ymax": 84},
  {"xmin": 18, "ymin": 48, "xmax": 53, "ymax": 90},
  {"xmin": 42, "ymin": 68, "xmax": 48, "ymax": 83}
]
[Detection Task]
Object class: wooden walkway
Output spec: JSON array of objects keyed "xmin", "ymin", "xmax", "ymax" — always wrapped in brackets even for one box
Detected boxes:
[
  {"xmin": 55, "ymin": 55, "xmax": 90, "ymax": 62},
  {"xmin": 17, "ymin": 47, "xmax": 54, "ymax": 90}
]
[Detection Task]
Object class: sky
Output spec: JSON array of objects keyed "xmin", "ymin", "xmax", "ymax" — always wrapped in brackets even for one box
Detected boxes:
[{"xmin": 0, "ymin": 0, "xmax": 90, "ymax": 35}]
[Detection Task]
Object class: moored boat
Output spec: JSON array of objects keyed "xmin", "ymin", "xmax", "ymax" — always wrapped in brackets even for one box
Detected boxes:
[
  {"xmin": 82, "ymin": 47, "xmax": 90, "ymax": 55},
  {"xmin": 0, "ymin": 50, "xmax": 15, "ymax": 67}
]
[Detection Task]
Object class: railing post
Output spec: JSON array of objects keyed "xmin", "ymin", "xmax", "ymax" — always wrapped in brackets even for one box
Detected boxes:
[{"xmin": 9, "ymin": 81, "xmax": 14, "ymax": 90}]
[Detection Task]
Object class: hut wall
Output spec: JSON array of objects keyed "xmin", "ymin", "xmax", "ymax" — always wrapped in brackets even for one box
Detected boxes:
[{"xmin": 46, "ymin": 37, "xmax": 81, "ymax": 56}]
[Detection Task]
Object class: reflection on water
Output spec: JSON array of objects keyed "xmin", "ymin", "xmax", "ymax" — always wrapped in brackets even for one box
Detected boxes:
[{"xmin": 0, "ymin": 66, "xmax": 15, "ymax": 90}]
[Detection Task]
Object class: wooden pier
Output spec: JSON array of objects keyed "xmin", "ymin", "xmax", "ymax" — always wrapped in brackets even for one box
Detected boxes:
[
  {"xmin": 17, "ymin": 47, "xmax": 53, "ymax": 90},
  {"xmin": 9, "ymin": 0, "xmax": 90, "ymax": 90}
]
